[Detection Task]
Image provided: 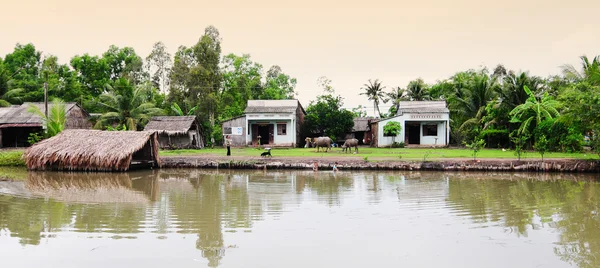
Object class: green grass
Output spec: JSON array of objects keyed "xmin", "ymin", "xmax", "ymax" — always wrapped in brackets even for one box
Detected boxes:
[
  {"xmin": 0, "ymin": 150, "xmax": 25, "ymax": 167},
  {"xmin": 160, "ymin": 147, "xmax": 599, "ymax": 161}
]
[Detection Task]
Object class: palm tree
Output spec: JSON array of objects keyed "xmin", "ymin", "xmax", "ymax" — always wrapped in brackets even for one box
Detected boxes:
[
  {"xmin": 561, "ymin": 55, "xmax": 600, "ymax": 85},
  {"xmin": 509, "ymin": 86, "xmax": 560, "ymax": 135},
  {"xmin": 405, "ymin": 78, "xmax": 430, "ymax": 101},
  {"xmin": 360, "ymin": 79, "xmax": 387, "ymax": 117},
  {"xmin": 386, "ymin": 86, "xmax": 405, "ymax": 116},
  {"xmin": 447, "ymin": 71, "xmax": 498, "ymax": 135},
  {"xmin": 28, "ymin": 98, "xmax": 66, "ymax": 137},
  {"xmin": 95, "ymin": 78, "xmax": 164, "ymax": 130}
]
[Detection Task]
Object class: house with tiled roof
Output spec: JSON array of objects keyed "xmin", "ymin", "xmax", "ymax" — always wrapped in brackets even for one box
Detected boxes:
[
  {"xmin": 370, "ymin": 101, "xmax": 450, "ymax": 147},
  {"xmin": 221, "ymin": 100, "xmax": 306, "ymax": 147}
]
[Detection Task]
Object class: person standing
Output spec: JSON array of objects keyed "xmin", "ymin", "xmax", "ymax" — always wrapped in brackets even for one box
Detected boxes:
[{"xmin": 225, "ymin": 135, "xmax": 232, "ymax": 156}]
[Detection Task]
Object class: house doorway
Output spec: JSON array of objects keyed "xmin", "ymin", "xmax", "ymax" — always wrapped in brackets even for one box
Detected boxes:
[
  {"xmin": 257, "ymin": 124, "xmax": 273, "ymax": 145},
  {"xmin": 406, "ymin": 122, "xmax": 420, "ymax": 145}
]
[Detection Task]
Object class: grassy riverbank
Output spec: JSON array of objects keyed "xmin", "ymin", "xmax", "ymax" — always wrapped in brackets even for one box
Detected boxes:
[
  {"xmin": 0, "ymin": 150, "xmax": 25, "ymax": 167},
  {"xmin": 160, "ymin": 147, "xmax": 599, "ymax": 161}
]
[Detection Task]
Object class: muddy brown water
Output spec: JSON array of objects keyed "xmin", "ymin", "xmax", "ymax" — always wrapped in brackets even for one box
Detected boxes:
[{"xmin": 0, "ymin": 169, "xmax": 599, "ymax": 268}]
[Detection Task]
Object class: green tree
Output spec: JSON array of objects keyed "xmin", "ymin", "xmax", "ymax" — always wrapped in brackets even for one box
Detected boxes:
[
  {"xmin": 360, "ymin": 79, "xmax": 387, "ymax": 118},
  {"xmin": 510, "ymin": 130, "xmax": 528, "ymax": 161},
  {"xmin": 561, "ymin": 55, "xmax": 600, "ymax": 85},
  {"xmin": 510, "ymin": 85, "xmax": 560, "ymax": 135},
  {"xmin": 220, "ymin": 53, "xmax": 263, "ymax": 119},
  {"xmin": 534, "ymin": 135, "xmax": 549, "ymax": 161},
  {"xmin": 261, "ymin": 65, "xmax": 296, "ymax": 100},
  {"xmin": 464, "ymin": 137, "xmax": 485, "ymax": 161},
  {"xmin": 70, "ymin": 54, "xmax": 110, "ymax": 97},
  {"xmin": 383, "ymin": 121, "xmax": 402, "ymax": 147},
  {"xmin": 304, "ymin": 78, "xmax": 353, "ymax": 140},
  {"xmin": 95, "ymin": 78, "xmax": 163, "ymax": 130},
  {"xmin": 27, "ymin": 98, "xmax": 66, "ymax": 137},
  {"xmin": 102, "ymin": 45, "xmax": 146, "ymax": 83},
  {"xmin": 405, "ymin": 78, "xmax": 430, "ymax": 101},
  {"xmin": 386, "ymin": 86, "xmax": 405, "ymax": 116}
]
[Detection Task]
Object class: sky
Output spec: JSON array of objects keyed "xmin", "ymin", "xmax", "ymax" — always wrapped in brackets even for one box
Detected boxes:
[{"xmin": 1, "ymin": 0, "xmax": 599, "ymax": 116}]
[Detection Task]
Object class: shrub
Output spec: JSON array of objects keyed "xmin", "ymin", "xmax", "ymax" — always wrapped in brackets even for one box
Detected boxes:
[{"xmin": 391, "ymin": 142, "xmax": 405, "ymax": 148}]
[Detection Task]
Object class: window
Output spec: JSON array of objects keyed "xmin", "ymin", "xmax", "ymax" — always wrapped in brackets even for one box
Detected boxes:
[
  {"xmin": 277, "ymin": 124, "xmax": 287, "ymax": 135},
  {"xmin": 423, "ymin": 124, "xmax": 438, "ymax": 136},
  {"xmin": 223, "ymin": 127, "xmax": 232, "ymax": 135}
]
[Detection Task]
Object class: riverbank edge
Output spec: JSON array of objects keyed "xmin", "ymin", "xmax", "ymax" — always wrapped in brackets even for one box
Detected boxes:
[{"xmin": 160, "ymin": 156, "xmax": 600, "ymax": 173}]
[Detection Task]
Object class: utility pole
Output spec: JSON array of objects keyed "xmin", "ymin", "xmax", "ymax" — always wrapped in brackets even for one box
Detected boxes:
[{"xmin": 44, "ymin": 72, "xmax": 48, "ymax": 119}]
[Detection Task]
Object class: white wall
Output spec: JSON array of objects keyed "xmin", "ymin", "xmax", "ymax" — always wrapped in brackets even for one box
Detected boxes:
[
  {"xmin": 245, "ymin": 113, "xmax": 296, "ymax": 146},
  {"xmin": 377, "ymin": 113, "xmax": 449, "ymax": 147}
]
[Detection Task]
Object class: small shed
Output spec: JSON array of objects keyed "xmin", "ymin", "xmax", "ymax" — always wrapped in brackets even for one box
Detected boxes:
[
  {"xmin": 345, "ymin": 117, "xmax": 375, "ymax": 145},
  {"xmin": 0, "ymin": 102, "xmax": 91, "ymax": 148},
  {"xmin": 143, "ymin": 116, "xmax": 203, "ymax": 149},
  {"xmin": 221, "ymin": 115, "xmax": 247, "ymax": 147},
  {"xmin": 23, "ymin": 129, "xmax": 160, "ymax": 172}
]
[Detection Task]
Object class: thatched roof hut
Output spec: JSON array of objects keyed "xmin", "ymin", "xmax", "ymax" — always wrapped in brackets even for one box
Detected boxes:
[
  {"xmin": 143, "ymin": 116, "xmax": 203, "ymax": 149},
  {"xmin": 23, "ymin": 129, "xmax": 160, "ymax": 172}
]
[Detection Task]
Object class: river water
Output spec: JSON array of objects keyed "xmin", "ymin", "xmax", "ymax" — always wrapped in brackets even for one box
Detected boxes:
[{"xmin": 0, "ymin": 169, "xmax": 599, "ymax": 268}]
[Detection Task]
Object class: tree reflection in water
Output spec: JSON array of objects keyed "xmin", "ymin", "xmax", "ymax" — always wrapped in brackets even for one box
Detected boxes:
[{"xmin": 1, "ymin": 170, "xmax": 600, "ymax": 267}]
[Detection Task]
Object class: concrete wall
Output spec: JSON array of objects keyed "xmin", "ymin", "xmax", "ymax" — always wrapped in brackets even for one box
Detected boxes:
[{"xmin": 376, "ymin": 113, "xmax": 450, "ymax": 147}]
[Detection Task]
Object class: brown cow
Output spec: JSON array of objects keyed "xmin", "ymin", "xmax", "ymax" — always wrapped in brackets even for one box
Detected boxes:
[
  {"xmin": 341, "ymin": 138, "xmax": 359, "ymax": 154},
  {"xmin": 312, "ymin": 137, "xmax": 332, "ymax": 152}
]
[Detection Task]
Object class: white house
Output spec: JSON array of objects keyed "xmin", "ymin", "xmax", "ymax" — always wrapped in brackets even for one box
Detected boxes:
[
  {"xmin": 221, "ymin": 100, "xmax": 306, "ymax": 147},
  {"xmin": 371, "ymin": 101, "xmax": 450, "ymax": 147}
]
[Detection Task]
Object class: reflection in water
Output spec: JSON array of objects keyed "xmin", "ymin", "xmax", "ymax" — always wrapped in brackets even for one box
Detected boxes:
[{"xmin": 0, "ymin": 169, "xmax": 599, "ymax": 267}]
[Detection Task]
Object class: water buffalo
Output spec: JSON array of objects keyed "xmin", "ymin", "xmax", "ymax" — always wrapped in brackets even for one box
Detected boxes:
[
  {"xmin": 341, "ymin": 138, "xmax": 359, "ymax": 154},
  {"xmin": 312, "ymin": 137, "xmax": 332, "ymax": 152}
]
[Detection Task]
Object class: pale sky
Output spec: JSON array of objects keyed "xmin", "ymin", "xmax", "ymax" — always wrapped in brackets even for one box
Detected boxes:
[{"xmin": 1, "ymin": 0, "xmax": 599, "ymax": 115}]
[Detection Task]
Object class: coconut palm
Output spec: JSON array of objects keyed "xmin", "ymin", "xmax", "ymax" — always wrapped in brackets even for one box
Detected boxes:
[
  {"xmin": 509, "ymin": 86, "xmax": 560, "ymax": 135},
  {"xmin": 95, "ymin": 78, "xmax": 164, "ymax": 130},
  {"xmin": 386, "ymin": 86, "xmax": 406, "ymax": 116},
  {"xmin": 27, "ymin": 98, "xmax": 66, "ymax": 137},
  {"xmin": 405, "ymin": 78, "xmax": 430, "ymax": 101},
  {"xmin": 561, "ymin": 55, "xmax": 600, "ymax": 85},
  {"xmin": 360, "ymin": 79, "xmax": 387, "ymax": 117},
  {"xmin": 447, "ymin": 71, "xmax": 498, "ymax": 134}
]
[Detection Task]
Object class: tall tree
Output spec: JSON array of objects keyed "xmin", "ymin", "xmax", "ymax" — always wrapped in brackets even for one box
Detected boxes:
[
  {"xmin": 261, "ymin": 65, "xmax": 297, "ymax": 99},
  {"xmin": 70, "ymin": 54, "xmax": 110, "ymax": 97},
  {"xmin": 145, "ymin": 41, "xmax": 172, "ymax": 93},
  {"xmin": 2, "ymin": 43, "xmax": 42, "ymax": 103},
  {"xmin": 220, "ymin": 53, "xmax": 263, "ymax": 119},
  {"xmin": 102, "ymin": 45, "xmax": 146, "ymax": 83},
  {"xmin": 360, "ymin": 79, "xmax": 387, "ymax": 117}
]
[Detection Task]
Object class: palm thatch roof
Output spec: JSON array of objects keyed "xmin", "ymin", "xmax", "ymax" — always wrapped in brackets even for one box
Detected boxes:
[
  {"xmin": 25, "ymin": 172, "xmax": 152, "ymax": 204},
  {"xmin": 143, "ymin": 116, "xmax": 197, "ymax": 135},
  {"xmin": 24, "ymin": 130, "xmax": 160, "ymax": 172}
]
